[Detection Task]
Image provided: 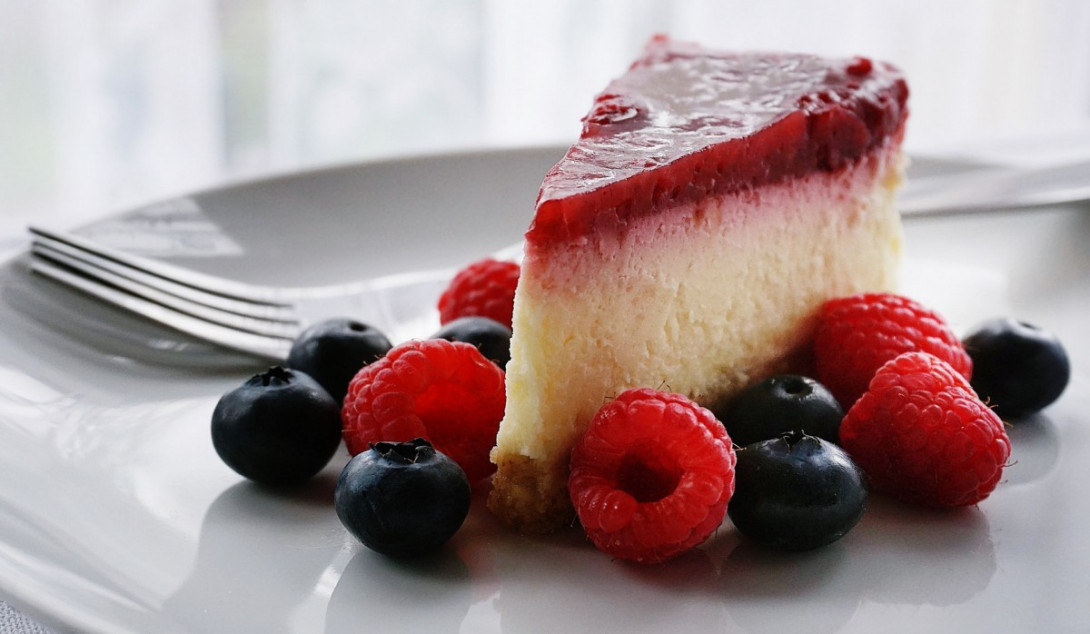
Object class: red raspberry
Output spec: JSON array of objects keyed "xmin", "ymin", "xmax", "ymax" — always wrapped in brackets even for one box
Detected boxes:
[
  {"xmin": 438, "ymin": 258, "xmax": 520, "ymax": 329},
  {"xmin": 840, "ymin": 351, "xmax": 1010, "ymax": 507},
  {"xmin": 341, "ymin": 339, "xmax": 505, "ymax": 485},
  {"xmin": 568, "ymin": 388, "xmax": 736, "ymax": 564},
  {"xmin": 814, "ymin": 292, "xmax": 972, "ymax": 407}
]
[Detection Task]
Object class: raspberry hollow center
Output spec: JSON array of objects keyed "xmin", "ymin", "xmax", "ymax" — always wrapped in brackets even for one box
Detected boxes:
[{"xmin": 615, "ymin": 441, "xmax": 684, "ymax": 503}]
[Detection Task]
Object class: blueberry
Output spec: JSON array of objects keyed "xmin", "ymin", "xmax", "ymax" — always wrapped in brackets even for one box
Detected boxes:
[
  {"xmin": 211, "ymin": 366, "xmax": 342, "ymax": 486},
  {"xmin": 962, "ymin": 317, "xmax": 1070, "ymax": 419},
  {"xmin": 286, "ymin": 318, "xmax": 393, "ymax": 403},
  {"xmin": 716, "ymin": 375, "xmax": 844, "ymax": 446},
  {"xmin": 335, "ymin": 438, "xmax": 471, "ymax": 558},
  {"xmin": 431, "ymin": 316, "xmax": 512, "ymax": 368},
  {"xmin": 728, "ymin": 432, "xmax": 867, "ymax": 551}
]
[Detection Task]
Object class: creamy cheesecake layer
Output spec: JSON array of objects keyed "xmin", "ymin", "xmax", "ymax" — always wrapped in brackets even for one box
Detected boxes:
[{"xmin": 488, "ymin": 145, "xmax": 904, "ymax": 534}]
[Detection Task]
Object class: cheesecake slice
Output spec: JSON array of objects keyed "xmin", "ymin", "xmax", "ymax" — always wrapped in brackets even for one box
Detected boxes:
[{"xmin": 489, "ymin": 36, "xmax": 910, "ymax": 534}]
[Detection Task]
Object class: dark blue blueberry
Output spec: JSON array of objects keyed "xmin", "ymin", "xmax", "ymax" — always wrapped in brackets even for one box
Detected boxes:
[
  {"xmin": 211, "ymin": 366, "xmax": 342, "ymax": 486},
  {"xmin": 286, "ymin": 318, "xmax": 393, "ymax": 403},
  {"xmin": 717, "ymin": 375, "xmax": 843, "ymax": 446},
  {"xmin": 728, "ymin": 432, "xmax": 867, "ymax": 551},
  {"xmin": 431, "ymin": 316, "xmax": 512, "ymax": 368},
  {"xmin": 335, "ymin": 438, "xmax": 471, "ymax": 558},
  {"xmin": 963, "ymin": 317, "xmax": 1070, "ymax": 419}
]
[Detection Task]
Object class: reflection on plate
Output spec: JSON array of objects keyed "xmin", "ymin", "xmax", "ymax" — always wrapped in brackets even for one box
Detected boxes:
[{"xmin": 0, "ymin": 147, "xmax": 1088, "ymax": 633}]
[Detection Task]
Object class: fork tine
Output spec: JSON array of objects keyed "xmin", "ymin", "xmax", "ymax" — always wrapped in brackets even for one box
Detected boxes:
[
  {"xmin": 29, "ymin": 256, "xmax": 293, "ymax": 361},
  {"xmin": 26, "ymin": 226, "xmax": 523, "ymax": 359},
  {"xmin": 28, "ymin": 225, "xmax": 293, "ymax": 303},
  {"xmin": 31, "ymin": 243, "xmax": 304, "ymax": 340},
  {"xmin": 30, "ymin": 235, "xmax": 298, "ymax": 322}
]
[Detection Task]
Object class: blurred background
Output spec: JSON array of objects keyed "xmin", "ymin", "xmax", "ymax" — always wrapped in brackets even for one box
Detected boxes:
[{"xmin": 2, "ymin": 0, "xmax": 1090, "ymax": 236}]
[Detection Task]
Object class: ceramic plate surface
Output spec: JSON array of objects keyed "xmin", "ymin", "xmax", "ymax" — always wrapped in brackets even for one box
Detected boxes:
[{"xmin": 0, "ymin": 147, "xmax": 1088, "ymax": 633}]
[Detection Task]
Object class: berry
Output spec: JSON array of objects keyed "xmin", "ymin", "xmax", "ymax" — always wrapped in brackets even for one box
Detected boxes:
[
  {"xmin": 335, "ymin": 438, "xmax": 471, "ymax": 558},
  {"xmin": 437, "ymin": 258, "xmax": 520, "ymax": 328},
  {"xmin": 431, "ymin": 316, "xmax": 512, "ymax": 369},
  {"xmin": 717, "ymin": 374, "xmax": 843, "ymax": 446},
  {"xmin": 568, "ymin": 388, "xmax": 736, "ymax": 564},
  {"xmin": 962, "ymin": 317, "xmax": 1070, "ymax": 419},
  {"xmin": 286, "ymin": 318, "xmax": 393, "ymax": 403},
  {"xmin": 211, "ymin": 366, "xmax": 342, "ymax": 486},
  {"xmin": 341, "ymin": 339, "xmax": 505, "ymax": 485},
  {"xmin": 840, "ymin": 352, "xmax": 1011, "ymax": 507},
  {"xmin": 727, "ymin": 432, "xmax": 868, "ymax": 551},
  {"xmin": 814, "ymin": 292, "xmax": 972, "ymax": 408}
]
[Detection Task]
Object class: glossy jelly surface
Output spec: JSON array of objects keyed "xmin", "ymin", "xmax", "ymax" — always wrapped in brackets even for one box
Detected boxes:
[{"xmin": 528, "ymin": 35, "xmax": 909, "ymax": 244}]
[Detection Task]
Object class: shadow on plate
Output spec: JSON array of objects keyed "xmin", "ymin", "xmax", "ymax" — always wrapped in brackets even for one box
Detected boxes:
[
  {"xmin": 160, "ymin": 474, "xmax": 345, "ymax": 633},
  {"xmin": 851, "ymin": 496, "xmax": 996, "ymax": 607},
  {"xmin": 715, "ymin": 530, "xmax": 863, "ymax": 632},
  {"xmin": 1003, "ymin": 413, "xmax": 1062, "ymax": 486},
  {"xmin": 326, "ymin": 544, "xmax": 472, "ymax": 634},
  {"xmin": 712, "ymin": 494, "xmax": 996, "ymax": 631}
]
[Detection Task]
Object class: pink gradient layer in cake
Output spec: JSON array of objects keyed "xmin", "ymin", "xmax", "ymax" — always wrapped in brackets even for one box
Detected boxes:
[{"xmin": 489, "ymin": 36, "xmax": 909, "ymax": 534}]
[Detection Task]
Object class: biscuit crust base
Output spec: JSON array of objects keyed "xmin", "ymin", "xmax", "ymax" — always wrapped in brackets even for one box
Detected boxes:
[{"xmin": 487, "ymin": 453, "xmax": 575, "ymax": 534}]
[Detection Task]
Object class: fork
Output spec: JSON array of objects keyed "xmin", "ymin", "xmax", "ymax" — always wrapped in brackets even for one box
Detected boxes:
[
  {"xmin": 27, "ymin": 225, "xmax": 524, "ymax": 360},
  {"xmin": 25, "ymin": 156, "xmax": 1090, "ymax": 361}
]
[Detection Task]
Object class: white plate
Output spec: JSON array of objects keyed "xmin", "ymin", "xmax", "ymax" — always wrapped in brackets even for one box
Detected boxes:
[{"xmin": 0, "ymin": 147, "xmax": 1088, "ymax": 633}]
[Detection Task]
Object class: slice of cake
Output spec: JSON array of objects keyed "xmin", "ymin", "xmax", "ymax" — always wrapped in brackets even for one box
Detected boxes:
[{"xmin": 489, "ymin": 35, "xmax": 909, "ymax": 534}]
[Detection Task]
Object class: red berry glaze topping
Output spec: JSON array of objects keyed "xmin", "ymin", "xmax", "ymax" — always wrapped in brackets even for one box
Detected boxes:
[
  {"xmin": 569, "ymin": 388, "xmax": 736, "ymax": 564},
  {"xmin": 814, "ymin": 292, "xmax": 972, "ymax": 408},
  {"xmin": 341, "ymin": 339, "xmax": 505, "ymax": 485},
  {"xmin": 438, "ymin": 258, "xmax": 520, "ymax": 329},
  {"xmin": 528, "ymin": 35, "xmax": 909, "ymax": 246},
  {"xmin": 840, "ymin": 352, "xmax": 1010, "ymax": 507},
  {"xmin": 845, "ymin": 56, "xmax": 874, "ymax": 77}
]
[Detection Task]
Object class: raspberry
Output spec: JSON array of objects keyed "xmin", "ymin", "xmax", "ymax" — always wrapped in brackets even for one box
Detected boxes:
[
  {"xmin": 341, "ymin": 339, "xmax": 505, "ymax": 485},
  {"xmin": 814, "ymin": 292, "xmax": 972, "ymax": 407},
  {"xmin": 840, "ymin": 352, "xmax": 1011, "ymax": 507},
  {"xmin": 438, "ymin": 258, "xmax": 520, "ymax": 329},
  {"xmin": 568, "ymin": 388, "xmax": 736, "ymax": 564}
]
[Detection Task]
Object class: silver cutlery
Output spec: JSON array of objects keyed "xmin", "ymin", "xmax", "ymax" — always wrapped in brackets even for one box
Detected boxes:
[
  {"xmin": 898, "ymin": 158, "xmax": 1090, "ymax": 216},
  {"xmin": 28, "ymin": 226, "xmax": 523, "ymax": 360}
]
